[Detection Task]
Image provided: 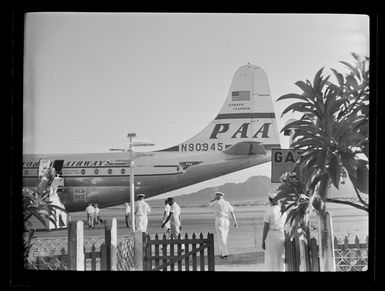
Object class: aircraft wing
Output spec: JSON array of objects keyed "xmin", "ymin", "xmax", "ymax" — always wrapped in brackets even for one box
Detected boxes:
[{"xmin": 223, "ymin": 141, "xmax": 266, "ymax": 156}]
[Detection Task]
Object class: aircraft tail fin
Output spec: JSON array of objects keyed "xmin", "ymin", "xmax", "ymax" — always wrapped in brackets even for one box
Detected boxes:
[{"xmin": 158, "ymin": 64, "xmax": 281, "ymax": 153}]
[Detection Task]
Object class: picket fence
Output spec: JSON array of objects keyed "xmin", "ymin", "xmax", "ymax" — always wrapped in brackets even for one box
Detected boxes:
[
  {"xmin": 285, "ymin": 233, "xmax": 368, "ymax": 272},
  {"xmin": 143, "ymin": 232, "xmax": 215, "ymax": 271},
  {"xmin": 26, "ymin": 219, "xmax": 135, "ymax": 271}
]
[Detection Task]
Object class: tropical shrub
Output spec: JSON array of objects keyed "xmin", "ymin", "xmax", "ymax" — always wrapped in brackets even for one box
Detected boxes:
[{"xmin": 275, "ymin": 53, "xmax": 369, "ymax": 236}]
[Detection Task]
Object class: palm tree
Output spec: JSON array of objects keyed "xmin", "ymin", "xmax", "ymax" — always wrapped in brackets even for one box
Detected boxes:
[{"xmin": 276, "ymin": 54, "xmax": 369, "ymax": 271}]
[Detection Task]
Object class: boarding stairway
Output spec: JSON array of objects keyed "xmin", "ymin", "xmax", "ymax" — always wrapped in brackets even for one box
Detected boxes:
[{"xmin": 37, "ymin": 159, "xmax": 68, "ymax": 230}]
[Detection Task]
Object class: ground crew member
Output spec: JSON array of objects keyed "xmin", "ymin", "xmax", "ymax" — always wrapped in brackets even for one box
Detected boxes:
[
  {"xmin": 85, "ymin": 202, "xmax": 95, "ymax": 229},
  {"xmin": 94, "ymin": 203, "xmax": 101, "ymax": 228},
  {"xmin": 208, "ymin": 192, "xmax": 238, "ymax": 259},
  {"xmin": 262, "ymin": 193, "xmax": 287, "ymax": 271},
  {"xmin": 162, "ymin": 199, "xmax": 171, "ymax": 237},
  {"xmin": 125, "ymin": 202, "xmax": 131, "ymax": 228},
  {"xmin": 134, "ymin": 194, "xmax": 151, "ymax": 232},
  {"xmin": 162, "ymin": 198, "xmax": 182, "ymax": 239}
]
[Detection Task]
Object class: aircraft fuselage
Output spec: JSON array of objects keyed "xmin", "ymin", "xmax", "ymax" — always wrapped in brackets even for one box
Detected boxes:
[
  {"xmin": 22, "ymin": 64, "xmax": 281, "ymax": 212},
  {"xmin": 22, "ymin": 149, "xmax": 272, "ymax": 212}
]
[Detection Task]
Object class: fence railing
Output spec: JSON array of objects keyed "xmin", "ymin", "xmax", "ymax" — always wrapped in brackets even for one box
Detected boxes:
[
  {"xmin": 25, "ymin": 219, "xmax": 135, "ymax": 271},
  {"xmin": 285, "ymin": 232, "xmax": 368, "ymax": 272},
  {"xmin": 117, "ymin": 237, "xmax": 135, "ymax": 270},
  {"xmin": 334, "ymin": 235, "xmax": 368, "ymax": 272},
  {"xmin": 27, "ymin": 251, "xmax": 68, "ymax": 270},
  {"xmin": 143, "ymin": 232, "xmax": 215, "ymax": 271}
]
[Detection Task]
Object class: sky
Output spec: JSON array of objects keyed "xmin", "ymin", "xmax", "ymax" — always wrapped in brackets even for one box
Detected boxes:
[{"xmin": 23, "ymin": 13, "xmax": 369, "ymax": 198}]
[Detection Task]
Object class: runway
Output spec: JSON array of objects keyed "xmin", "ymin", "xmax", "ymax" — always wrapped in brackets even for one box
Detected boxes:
[{"xmin": 34, "ymin": 203, "xmax": 369, "ymax": 258}]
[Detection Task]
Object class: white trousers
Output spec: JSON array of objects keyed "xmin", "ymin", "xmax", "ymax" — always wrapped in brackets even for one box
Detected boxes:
[
  {"xmin": 170, "ymin": 221, "xmax": 181, "ymax": 238},
  {"xmin": 163, "ymin": 221, "xmax": 171, "ymax": 238},
  {"xmin": 265, "ymin": 229, "xmax": 285, "ymax": 271},
  {"xmin": 136, "ymin": 215, "xmax": 148, "ymax": 232},
  {"xmin": 215, "ymin": 217, "xmax": 230, "ymax": 256}
]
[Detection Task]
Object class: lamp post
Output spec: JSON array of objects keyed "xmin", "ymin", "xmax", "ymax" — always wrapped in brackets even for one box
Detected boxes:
[
  {"xmin": 127, "ymin": 133, "xmax": 136, "ymax": 232},
  {"xmin": 126, "ymin": 133, "xmax": 154, "ymax": 232},
  {"xmin": 110, "ymin": 133, "xmax": 154, "ymax": 232}
]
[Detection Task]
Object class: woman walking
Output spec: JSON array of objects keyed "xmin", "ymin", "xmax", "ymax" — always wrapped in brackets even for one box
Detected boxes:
[{"xmin": 262, "ymin": 193, "xmax": 287, "ymax": 271}]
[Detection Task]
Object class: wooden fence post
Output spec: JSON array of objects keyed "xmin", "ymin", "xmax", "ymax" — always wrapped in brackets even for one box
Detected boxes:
[
  {"xmin": 199, "ymin": 233, "xmax": 205, "ymax": 271},
  {"xmin": 91, "ymin": 244, "xmax": 97, "ymax": 270},
  {"xmin": 191, "ymin": 233, "xmax": 197, "ymax": 271},
  {"xmin": 162, "ymin": 233, "xmax": 168, "ymax": 271},
  {"xmin": 184, "ymin": 233, "xmax": 190, "ymax": 271},
  {"xmin": 100, "ymin": 220, "xmax": 109, "ymax": 270},
  {"xmin": 207, "ymin": 233, "xmax": 215, "ymax": 271},
  {"xmin": 154, "ymin": 234, "xmax": 160, "ymax": 270},
  {"xmin": 105, "ymin": 224, "xmax": 112, "ymax": 270},
  {"xmin": 162, "ymin": 234, "xmax": 170, "ymax": 271},
  {"xmin": 177, "ymin": 234, "xmax": 183, "ymax": 271},
  {"xmin": 68, "ymin": 220, "xmax": 84, "ymax": 271},
  {"xmin": 134, "ymin": 230, "xmax": 144, "ymax": 270},
  {"xmin": 100, "ymin": 243, "xmax": 108, "ymax": 270},
  {"xmin": 148, "ymin": 234, "xmax": 153, "ymax": 270},
  {"xmin": 169, "ymin": 235, "xmax": 175, "ymax": 271},
  {"xmin": 99, "ymin": 218, "xmax": 118, "ymax": 271},
  {"xmin": 110, "ymin": 218, "xmax": 117, "ymax": 271}
]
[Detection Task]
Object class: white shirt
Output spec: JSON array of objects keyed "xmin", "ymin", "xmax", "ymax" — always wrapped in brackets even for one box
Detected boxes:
[
  {"xmin": 135, "ymin": 200, "xmax": 151, "ymax": 216},
  {"xmin": 169, "ymin": 202, "xmax": 181, "ymax": 224},
  {"xmin": 94, "ymin": 207, "xmax": 100, "ymax": 216},
  {"xmin": 85, "ymin": 205, "xmax": 95, "ymax": 214},
  {"xmin": 163, "ymin": 204, "xmax": 171, "ymax": 220},
  {"xmin": 125, "ymin": 204, "xmax": 131, "ymax": 215},
  {"xmin": 208, "ymin": 198, "xmax": 234, "ymax": 219},
  {"xmin": 263, "ymin": 204, "xmax": 287, "ymax": 230}
]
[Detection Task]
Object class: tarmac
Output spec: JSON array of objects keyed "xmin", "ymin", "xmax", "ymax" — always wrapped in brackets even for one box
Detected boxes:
[
  {"xmin": 214, "ymin": 251, "xmax": 265, "ymax": 271},
  {"xmin": 32, "ymin": 203, "xmax": 368, "ymax": 271}
]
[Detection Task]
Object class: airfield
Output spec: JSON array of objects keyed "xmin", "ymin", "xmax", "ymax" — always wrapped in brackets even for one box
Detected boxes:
[{"xmin": 34, "ymin": 202, "xmax": 368, "ymax": 271}]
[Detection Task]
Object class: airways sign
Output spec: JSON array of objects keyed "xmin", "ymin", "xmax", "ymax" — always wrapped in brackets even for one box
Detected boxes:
[{"xmin": 271, "ymin": 149, "xmax": 303, "ymax": 183}]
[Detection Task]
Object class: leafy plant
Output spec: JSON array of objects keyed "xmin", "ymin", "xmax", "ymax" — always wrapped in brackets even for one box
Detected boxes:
[
  {"xmin": 22, "ymin": 187, "xmax": 67, "ymax": 264},
  {"xmin": 274, "ymin": 172, "xmax": 312, "ymax": 238},
  {"xmin": 276, "ymin": 54, "xmax": 369, "ymax": 242}
]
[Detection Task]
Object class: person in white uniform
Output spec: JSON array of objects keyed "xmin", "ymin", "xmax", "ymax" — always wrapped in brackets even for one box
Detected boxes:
[
  {"xmin": 262, "ymin": 193, "xmax": 287, "ymax": 271},
  {"xmin": 162, "ymin": 198, "xmax": 182, "ymax": 239},
  {"xmin": 208, "ymin": 192, "xmax": 238, "ymax": 259},
  {"xmin": 94, "ymin": 203, "xmax": 101, "ymax": 229},
  {"xmin": 134, "ymin": 194, "xmax": 151, "ymax": 232},
  {"xmin": 85, "ymin": 202, "xmax": 95, "ymax": 230},
  {"xmin": 162, "ymin": 199, "xmax": 171, "ymax": 237}
]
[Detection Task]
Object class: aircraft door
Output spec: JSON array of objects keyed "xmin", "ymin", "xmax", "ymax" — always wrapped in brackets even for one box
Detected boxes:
[{"xmin": 52, "ymin": 160, "xmax": 64, "ymax": 176}]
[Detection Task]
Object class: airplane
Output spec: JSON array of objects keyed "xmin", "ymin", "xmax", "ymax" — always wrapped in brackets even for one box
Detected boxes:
[{"xmin": 22, "ymin": 64, "xmax": 281, "ymax": 212}]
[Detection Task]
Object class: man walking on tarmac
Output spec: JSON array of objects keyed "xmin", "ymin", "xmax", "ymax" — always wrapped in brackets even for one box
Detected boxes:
[
  {"xmin": 162, "ymin": 197, "xmax": 185, "ymax": 251},
  {"xmin": 162, "ymin": 198, "xmax": 182, "ymax": 239},
  {"xmin": 162, "ymin": 199, "xmax": 171, "ymax": 237},
  {"xmin": 94, "ymin": 203, "xmax": 101, "ymax": 229},
  {"xmin": 134, "ymin": 194, "xmax": 151, "ymax": 232},
  {"xmin": 209, "ymin": 192, "xmax": 238, "ymax": 259},
  {"xmin": 85, "ymin": 202, "xmax": 95, "ymax": 229}
]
